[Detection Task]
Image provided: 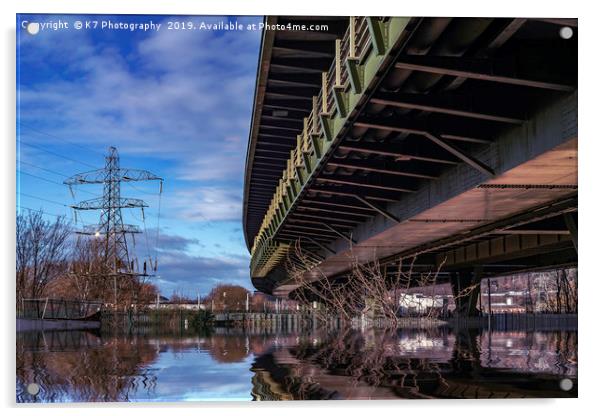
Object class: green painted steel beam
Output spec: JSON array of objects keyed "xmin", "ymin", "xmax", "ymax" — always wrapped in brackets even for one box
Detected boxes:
[
  {"xmin": 251, "ymin": 17, "xmax": 413, "ymax": 279},
  {"xmin": 367, "ymin": 17, "xmax": 387, "ymax": 55}
]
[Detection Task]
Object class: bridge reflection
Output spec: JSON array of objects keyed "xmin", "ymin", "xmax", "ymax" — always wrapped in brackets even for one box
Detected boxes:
[
  {"xmin": 16, "ymin": 327, "xmax": 576, "ymax": 402},
  {"xmin": 251, "ymin": 328, "xmax": 577, "ymax": 399}
]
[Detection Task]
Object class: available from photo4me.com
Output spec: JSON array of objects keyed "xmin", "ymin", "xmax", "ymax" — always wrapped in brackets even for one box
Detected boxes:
[{"xmin": 16, "ymin": 14, "xmax": 577, "ymax": 402}]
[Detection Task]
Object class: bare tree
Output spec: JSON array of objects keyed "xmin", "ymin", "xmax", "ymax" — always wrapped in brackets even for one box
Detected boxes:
[
  {"xmin": 285, "ymin": 239, "xmax": 446, "ymax": 328},
  {"xmin": 51, "ymin": 237, "xmax": 114, "ymax": 303},
  {"xmin": 16, "ymin": 211, "xmax": 71, "ymax": 304},
  {"xmin": 538, "ymin": 268, "xmax": 578, "ymax": 314}
]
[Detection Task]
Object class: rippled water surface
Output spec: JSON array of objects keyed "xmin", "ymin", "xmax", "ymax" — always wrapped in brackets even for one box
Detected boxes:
[{"xmin": 16, "ymin": 326, "xmax": 577, "ymax": 402}]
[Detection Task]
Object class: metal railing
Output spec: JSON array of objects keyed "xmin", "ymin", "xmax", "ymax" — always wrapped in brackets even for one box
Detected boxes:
[
  {"xmin": 250, "ymin": 17, "xmax": 382, "ymax": 275},
  {"xmin": 18, "ymin": 298, "xmax": 103, "ymax": 320}
]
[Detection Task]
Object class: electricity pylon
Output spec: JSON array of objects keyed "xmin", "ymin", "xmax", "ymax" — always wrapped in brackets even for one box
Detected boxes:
[{"xmin": 64, "ymin": 146, "xmax": 163, "ymax": 305}]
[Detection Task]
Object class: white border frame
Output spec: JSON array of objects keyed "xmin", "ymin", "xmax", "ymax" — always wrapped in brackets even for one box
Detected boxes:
[{"xmin": 2, "ymin": 1, "xmax": 598, "ymax": 414}]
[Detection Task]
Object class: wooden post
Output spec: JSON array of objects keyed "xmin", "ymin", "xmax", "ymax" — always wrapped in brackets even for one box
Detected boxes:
[
  {"xmin": 41, "ymin": 297, "xmax": 48, "ymax": 320},
  {"xmin": 321, "ymin": 72, "xmax": 328, "ymax": 113},
  {"xmin": 487, "ymin": 278, "xmax": 492, "ymax": 332},
  {"xmin": 335, "ymin": 39, "xmax": 341, "ymax": 86},
  {"xmin": 349, "ymin": 17, "xmax": 356, "ymax": 59},
  {"xmin": 479, "ymin": 287, "xmax": 483, "ymax": 316}
]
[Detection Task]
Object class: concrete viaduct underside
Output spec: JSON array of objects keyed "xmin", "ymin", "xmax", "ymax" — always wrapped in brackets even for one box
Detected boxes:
[{"xmin": 242, "ymin": 16, "xmax": 578, "ymax": 314}]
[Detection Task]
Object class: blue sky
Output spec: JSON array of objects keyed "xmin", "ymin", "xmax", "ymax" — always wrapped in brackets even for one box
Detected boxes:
[{"xmin": 16, "ymin": 14, "xmax": 263, "ymax": 296}]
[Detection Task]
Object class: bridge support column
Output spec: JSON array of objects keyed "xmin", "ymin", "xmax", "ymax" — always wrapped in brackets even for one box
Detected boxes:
[{"xmin": 451, "ymin": 268, "xmax": 482, "ymax": 317}]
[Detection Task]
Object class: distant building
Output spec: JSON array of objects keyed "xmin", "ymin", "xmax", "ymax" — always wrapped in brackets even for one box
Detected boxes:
[
  {"xmin": 145, "ymin": 296, "xmax": 206, "ymax": 311},
  {"xmin": 398, "ymin": 292, "xmax": 454, "ymax": 316},
  {"xmin": 487, "ymin": 292, "xmax": 524, "ymax": 313}
]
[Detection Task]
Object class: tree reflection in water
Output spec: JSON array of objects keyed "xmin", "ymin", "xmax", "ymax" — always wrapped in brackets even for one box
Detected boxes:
[
  {"xmin": 251, "ymin": 328, "xmax": 577, "ymax": 400},
  {"xmin": 16, "ymin": 327, "xmax": 577, "ymax": 402},
  {"xmin": 16, "ymin": 330, "xmax": 159, "ymax": 402}
]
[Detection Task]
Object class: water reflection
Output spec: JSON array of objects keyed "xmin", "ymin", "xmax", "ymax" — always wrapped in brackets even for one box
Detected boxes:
[{"xmin": 16, "ymin": 326, "xmax": 577, "ymax": 402}]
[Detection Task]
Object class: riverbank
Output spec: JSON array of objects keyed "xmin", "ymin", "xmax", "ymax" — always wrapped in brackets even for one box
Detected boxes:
[
  {"xmin": 62, "ymin": 310, "xmax": 578, "ymax": 334},
  {"xmin": 446, "ymin": 313, "xmax": 577, "ymax": 331}
]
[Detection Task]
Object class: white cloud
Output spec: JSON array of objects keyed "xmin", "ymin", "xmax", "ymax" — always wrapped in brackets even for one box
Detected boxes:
[
  {"xmin": 18, "ymin": 15, "xmax": 260, "ymax": 294},
  {"xmin": 169, "ymin": 187, "xmax": 243, "ymax": 222},
  {"xmin": 18, "ymin": 15, "xmax": 261, "ymax": 174},
  {"xmin": 153, "ymin": 251, "xmax": 251, "ymax": 294}
]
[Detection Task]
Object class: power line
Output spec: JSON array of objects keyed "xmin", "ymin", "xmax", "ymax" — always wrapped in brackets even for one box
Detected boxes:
[
  {"xmin": 17, "ymin": 169, "xmax": 99, "ymax": 197},
  {"xmin": 18, "ymin": 121, "xmax": 106, "ymax": 158},
  {"xmin": 16, "ymin": 207, "xmax": 91, "ymax": 235},
  {"xmin": 155, "ymin": 185, "xmax": 163, "ymax": 262},
  {"xmin": 17, "ymin": 192, "xmax": 69, "ymax": 208},
  {"xmin": 128, "ymin": 207, "xmax": 152, "ymax": 266},
  {"xmin": 16, "ymin": 173, "xmax": 98, "ymax": 227},
  {"xmin": 18, "ymin": 160, "xmax": 71, "ymax": 179},
  {"xmin": 124, "ymin": 181, "xmax": 163, "ymax": 260},
  {"xmin": 16, "ymin": 193, "xmax": 94, "ymax": 225},
  {"xmin": 125, "ymin": 181, "xmax": 161, "ymax": 196},
  {"xmin": 18, "ymin": 141, "xmax": 97, "ymax": 169},
  {"xmin": 18, "ymin": 170, "xmax": 66, "ymax": 186},
  {"xmin": 17, "ymin": 205, "xmax": 72, "ymax": 222}
]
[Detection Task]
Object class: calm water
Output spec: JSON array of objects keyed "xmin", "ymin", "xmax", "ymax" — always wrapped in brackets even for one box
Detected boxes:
[{"xmin": 16, "ymin": 326, "xmax": 577, "ymax": 402}]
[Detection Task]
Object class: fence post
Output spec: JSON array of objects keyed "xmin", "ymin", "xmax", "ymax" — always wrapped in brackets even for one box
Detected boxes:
[{"xmin": 41, "ymin": 297, "xmax": 49, "ymax": 320}]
